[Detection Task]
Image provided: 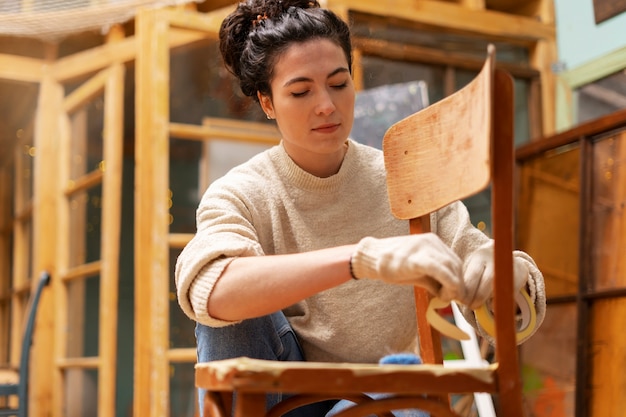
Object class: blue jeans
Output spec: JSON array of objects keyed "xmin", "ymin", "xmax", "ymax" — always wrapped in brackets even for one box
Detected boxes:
[{"xmin": 195, "ymin": 312, "xmax": 335, "ymax": 417}]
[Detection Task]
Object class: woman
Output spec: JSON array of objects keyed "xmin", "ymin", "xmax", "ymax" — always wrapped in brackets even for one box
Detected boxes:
[{"xmin": 175, "ymin": 1, "xmax": 546, "ymax": 415}]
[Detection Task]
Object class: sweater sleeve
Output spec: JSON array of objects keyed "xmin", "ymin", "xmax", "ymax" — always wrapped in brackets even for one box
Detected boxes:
[{"xmin": 174, "ymin": 177, "xmax": 265, "ymax": 328}]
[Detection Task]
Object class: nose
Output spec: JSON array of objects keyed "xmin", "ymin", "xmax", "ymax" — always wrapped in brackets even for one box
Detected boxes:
[{"xmin": 315, "ymin": 88, "xmax": 336, "ymax": 116}]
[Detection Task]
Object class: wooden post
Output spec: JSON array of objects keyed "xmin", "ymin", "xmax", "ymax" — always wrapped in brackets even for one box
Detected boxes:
[
  {"xmin": 135, "ymin": 8, "xmax": 171, "ymax": 417},
  {"xmin": 98, "ymin": 61, "xmax": 125, "ymax": 417},
  {"xmin": 32, "ymin": 46, "xmax": 62, "ymax": 417}
]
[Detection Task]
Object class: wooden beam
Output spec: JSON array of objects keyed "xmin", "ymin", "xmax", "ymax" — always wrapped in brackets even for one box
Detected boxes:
[
  {"xmin": 169, "ymin": 122, "xmax": 280, "ymax": 144},
  {"xmin": 50, "ymin": 5, "xmax": 235, "ymax": 84},
  {"xmin": 459, "ymin": 0, "xmax": 485, "ymax": 10},
  {"xmin": 328, "ymin": 0, "xmax": 555, "ymax": 41},
  {"xmin": 353, "ymin": 37, "xmax": 540, "ymax": 79},
  {"xmin": 167, "ymin": 348, "xmax": 196, "ymax": 363},
  {"xmin": 0, "ymin": 54, "xmax": 44, "ymax": 83},
  {"xmin": 530, "ymin": 38, "xmax": 559, "ymax": 136},
  {"xmin": 32, "ymin": 72, "xmax": 63, "ymax": 417},
  {"xmin": 98, "ymin": 60, "xmax": 124, "ymax": 417},
  {"xmin": 166, "ymin": 4, "xmax": 235, "ymax": 33},
  {"xmin": 62, "ymin": 68, "xmax": 108, "ymax": 114}
]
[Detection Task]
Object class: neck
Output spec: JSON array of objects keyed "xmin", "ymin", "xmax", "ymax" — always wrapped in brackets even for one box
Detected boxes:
[{"xmin": 284, "ymin": 141, "xmax": 349, "ymax": 178}]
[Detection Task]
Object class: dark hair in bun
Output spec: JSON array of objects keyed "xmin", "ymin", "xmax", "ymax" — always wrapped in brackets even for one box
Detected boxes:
[{"xmin": 219, "ymin": 0, "xmax": 352, "ymax": 102}]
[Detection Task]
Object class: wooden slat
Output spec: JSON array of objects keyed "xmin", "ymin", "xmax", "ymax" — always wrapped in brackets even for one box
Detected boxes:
[
  {"xmin": 56, "ymin": 357, "xmax": 101, "ymax": 369},
  {"xmin": 459, "ymin": 0, "xmax": 485, "ymax": 10},
  {"xmin": 169, "ymin": 233, "xmax": 192, "ymax": 249},
  {"xmin": 62, "ymin": 68, "xmax": 108, "ymax": 114},
  {"xmin": 98, "ymin": 61, "xmax": 125, "ymax": 417},
  {"xmin": 0, "ymin": 54, "xmax": 44, "ymax": 83},
  {"xmin": 169, "ymin": 122, "xmax": 280, "ymax": 144},
  {"xmin": 202, "ymin": 117, "xmax": 279, "ymax": 135},
  {"xmin": 166, "ymin": 5, "xmax": 234, "ymax": 33},
  {"xmin": 63, "ymin": 169, "xmax": 104, "ymax": 197},
  {"xmin": 329, "ymin": 0, "xmax": 555, "ymax": 41},
  {"xmin": 65, "ymin": 107, "xmax": 90, "ymax": 417},
  {"xmin": 167, "ymin": 348, "xmax": 197, "ymax": 363},
  {"xmin": 60, "ymin": 262, "xmax": 102, "ymax": 282}
]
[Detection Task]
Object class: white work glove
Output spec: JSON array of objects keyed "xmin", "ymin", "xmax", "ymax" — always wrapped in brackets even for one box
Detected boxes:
[
  {"xmin": 351, "ymin": 234, "xmax": 465, "ymax": 303},
  {"xmin": 462, "ymin": 244, "xmax": 530, "ymax": 309}
]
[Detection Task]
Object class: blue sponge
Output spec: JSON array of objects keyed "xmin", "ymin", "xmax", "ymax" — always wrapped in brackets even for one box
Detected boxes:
[{"xmin": 379, "ymin": 353, "xmax": 422, "ymax": 365}]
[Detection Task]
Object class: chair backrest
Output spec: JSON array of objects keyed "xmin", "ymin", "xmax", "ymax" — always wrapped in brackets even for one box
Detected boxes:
[
  {"xmin": 384, "ymin": 49, "xmax": 493, "ymax": 221},
  {"xmin": 17, "ymin": 271, "xmax": 51, "ymax": 414},
  {"xmin": 382, "ymin": 45, "xmax": 524, "ymax": 409}
]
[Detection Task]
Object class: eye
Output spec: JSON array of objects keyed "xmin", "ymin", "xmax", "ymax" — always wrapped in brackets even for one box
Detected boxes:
[
  {"xmin": 331, "ymin": 82, "xmax": 348, "ymax": 89},
  {"xmin": 291, "ymin": 90, "xmax": 309, "ymax": 97}
]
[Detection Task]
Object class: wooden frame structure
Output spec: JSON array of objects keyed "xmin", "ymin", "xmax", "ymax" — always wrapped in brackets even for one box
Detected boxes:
[{"xmin": 516, "ymin": 108, "xmax": 626, "ymax": 417}]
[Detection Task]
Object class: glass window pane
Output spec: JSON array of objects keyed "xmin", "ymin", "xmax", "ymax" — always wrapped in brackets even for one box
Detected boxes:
[
  {"xmin": 64, "ymin": 368, "xmax": 98, "ymax": 417},
  {"xmin": 68, "ymin": 184, "xmax": 102, "ymax": 267},
  {"xmin": 170, "ymin": 362, "xmax": 196, "ymax": 417},
  {"xmin": 66, "ymin": 275, "xmax": 100, "ymax": 358},
  {"xmin": 351, "ymin": 13, "xmax": 530, "ymax": 66},
  {"xmin": 361, "ymin": 55, "xmax": 446, "ymax": 104},
  {"xmin": 521, "ymin": 303, "xmax": 576, "ymax": 416},
  {"xmin": 517, "ymin": 145, "xmax": 580, "ymax": 297},
  {"xmin": 67, "ymin": 98, "xmax": 105, "ymax": 177},
  {"xmin": 577, "ymin": 70, "xmax": 626, "ymax": 125}
]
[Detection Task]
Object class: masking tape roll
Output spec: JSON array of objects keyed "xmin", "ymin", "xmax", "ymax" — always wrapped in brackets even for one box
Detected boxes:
[
  {"xmin": 474, "ymin": 288, "xmax": 537, "ymax": 343},
  {"xmin": 426, "ymin": 288, "xmax": 537, "ymax": 342}
]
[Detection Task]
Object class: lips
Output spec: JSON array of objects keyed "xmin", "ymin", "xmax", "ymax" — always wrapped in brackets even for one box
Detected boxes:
[{"xmin": 313, "ymin": 123, "xmax": 340, "ymax": 133}]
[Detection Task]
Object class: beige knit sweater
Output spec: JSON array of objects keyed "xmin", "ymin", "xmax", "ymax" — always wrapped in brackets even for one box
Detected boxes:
[{"xmin": 175, "ymin": 139, "xmax": 545, "ymax": 363}]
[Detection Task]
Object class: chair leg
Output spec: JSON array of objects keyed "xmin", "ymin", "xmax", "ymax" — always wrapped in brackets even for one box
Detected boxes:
[
  {"xmin": 234, "ymin": 392, "xmax": 266, "ymax": 417},
  {"xmin": 203, "ymin": 391, "xmax": 230, "ymax": 417}
]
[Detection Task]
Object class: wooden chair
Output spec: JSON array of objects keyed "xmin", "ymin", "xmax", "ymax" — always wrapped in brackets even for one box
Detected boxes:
[
  {"xmin": 0, "ymin": 271, "xmax": 51, "ymax": 417},
  {"xmin": 195, "ymin": 45, "xmax": 526, "ymax": 417}
]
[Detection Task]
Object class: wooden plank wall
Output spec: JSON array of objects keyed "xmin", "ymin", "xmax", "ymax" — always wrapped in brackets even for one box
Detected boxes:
[{"xmin": 589, "ymin": 129, "xmax": 626, "ymax": 416}]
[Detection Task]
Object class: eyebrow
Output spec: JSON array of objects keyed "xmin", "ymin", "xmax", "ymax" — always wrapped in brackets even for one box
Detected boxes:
[{"xmin": 282, "ymin": 67, "xmax": 350, "ymax": 88}]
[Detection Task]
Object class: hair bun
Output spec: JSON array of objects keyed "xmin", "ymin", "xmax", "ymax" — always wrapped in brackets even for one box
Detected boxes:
[{"xmin": 219, "ymin": 0, "xmax": 320, "ymax": 78}]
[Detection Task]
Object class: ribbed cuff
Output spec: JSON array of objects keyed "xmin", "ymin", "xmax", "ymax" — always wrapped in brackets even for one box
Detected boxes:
[{"xmin": 351, "ymin": 236, "xmax": 381, "ymax": 280}]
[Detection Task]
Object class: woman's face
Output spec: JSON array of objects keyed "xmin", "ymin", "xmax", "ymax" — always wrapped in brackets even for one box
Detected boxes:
[{"xmin": 258, "ymin": 38, "xmax": 355, "ymax": 177}]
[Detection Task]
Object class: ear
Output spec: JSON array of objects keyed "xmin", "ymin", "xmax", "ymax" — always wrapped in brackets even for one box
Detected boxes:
[{"xmin": 257, "ymin": 91, "xmax": 274, "ymax": 119}]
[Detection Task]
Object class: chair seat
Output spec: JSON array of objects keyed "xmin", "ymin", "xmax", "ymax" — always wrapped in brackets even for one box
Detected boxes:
[{"xmin": 195, "ymin": 357, "xmax": 498, "ymax": 395}]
